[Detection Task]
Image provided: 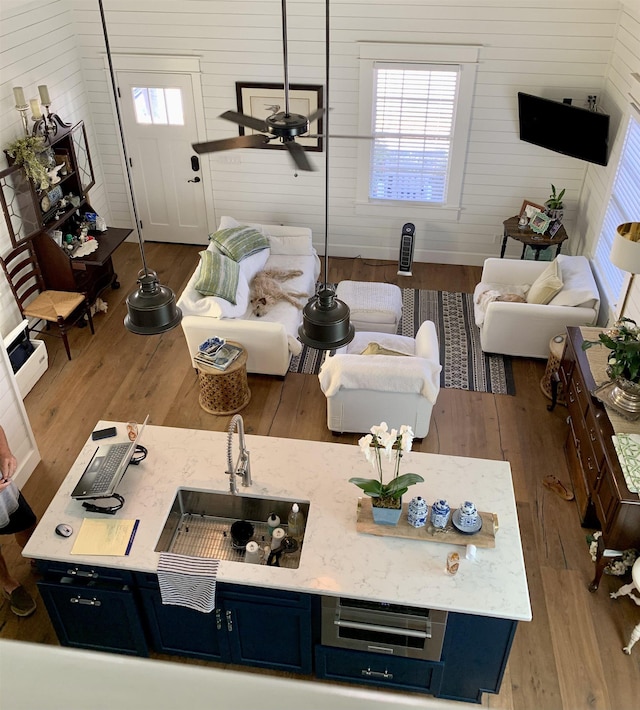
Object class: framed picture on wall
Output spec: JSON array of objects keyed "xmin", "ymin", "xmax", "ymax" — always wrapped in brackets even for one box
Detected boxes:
[{"xmin": 235, "ymin": 82, "xmax": 324, "ymax": 152}]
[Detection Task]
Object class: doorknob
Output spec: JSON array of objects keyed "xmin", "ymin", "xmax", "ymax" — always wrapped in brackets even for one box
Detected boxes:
[{"xmin": 187, "ymin": 176, "xmax": 201, "ymax": 183}]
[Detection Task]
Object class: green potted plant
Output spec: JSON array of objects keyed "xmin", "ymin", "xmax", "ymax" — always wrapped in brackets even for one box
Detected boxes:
[
  {"xmin": 5, "ymin": 135, "xmax": 51, "ymax": 190},
  {"xmin": 545, "ymin": 184, "xmax": 565, "ymax": 223},
  {"xmin": 349, "ymin": 422, "xmax": 424, "ymax": 525}
]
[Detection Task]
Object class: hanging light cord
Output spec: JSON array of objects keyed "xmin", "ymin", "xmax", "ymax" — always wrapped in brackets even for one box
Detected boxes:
[
  {"xmin": 98, "ymin": 0, "xmax": 149, "ymax": 276},
  {"xmin": 324, "ymin": 0, "xmax": 330, "ymax": 288}
]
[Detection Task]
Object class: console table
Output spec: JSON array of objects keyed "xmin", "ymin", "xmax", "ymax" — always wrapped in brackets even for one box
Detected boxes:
[
  {"xmin": 501, "ymin": 215, "xmax": 568, "ymax": 260},
  {"xmin": 560, "ymin": 326, "xmax": 640, "ymax": 591}
]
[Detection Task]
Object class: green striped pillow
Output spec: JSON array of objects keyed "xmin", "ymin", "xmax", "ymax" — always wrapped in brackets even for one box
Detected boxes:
[
  {"xmin": 209, "ymin": 226, "xmax": 270, "ymax": 262},
  {"xmin": 194, "ymin": 250, "xmax": 240, "ymax": 303}
]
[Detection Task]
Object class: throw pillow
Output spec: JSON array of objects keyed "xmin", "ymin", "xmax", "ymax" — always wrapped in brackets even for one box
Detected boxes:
[
  {"xmin": 193, "ymin": 250, "xmax": 240, "ymax": 303},
  {"xmin": 360, "ymin": 343, "xmax": 410, "ymax": 357},
  {"xmin": 209, "ymin": 226, "xmax": 270, "ymax": 262},
  {"xmin": 526, "ymin": 259, "xmax": 563, "ymax": 305}
]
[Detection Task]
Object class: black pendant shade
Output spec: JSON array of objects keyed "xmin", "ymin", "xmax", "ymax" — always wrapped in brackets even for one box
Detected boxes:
[
  {"xmin": 298, "ymin": 0, "xmax": 353, "ymax": 351},
  {"xmin": 99, "ymin": 0, "xmax": 182, "ymax": 336},
  {"xmin": 298, "ymin": 284, "xmax": 354, "ymax": 350},
  {"xmin": 124, "ymin": 270, "xmax": 182, "ymax": 335}
]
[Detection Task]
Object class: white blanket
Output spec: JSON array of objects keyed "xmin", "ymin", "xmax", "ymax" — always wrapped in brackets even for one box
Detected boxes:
[{"xmin": 318, "ymin": 353, "xmax": 441, "ymax": 403}]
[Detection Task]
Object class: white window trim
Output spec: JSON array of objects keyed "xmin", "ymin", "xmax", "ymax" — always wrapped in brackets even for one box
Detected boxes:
[{"xmin": 355, "ymin": 43, "xmax": 479, "ymax": 222}]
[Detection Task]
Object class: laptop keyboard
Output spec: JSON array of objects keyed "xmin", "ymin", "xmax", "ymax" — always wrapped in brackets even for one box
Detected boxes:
[{"xmin": 87, "ymin": 443, "xmax": 132, "ymax": 495}]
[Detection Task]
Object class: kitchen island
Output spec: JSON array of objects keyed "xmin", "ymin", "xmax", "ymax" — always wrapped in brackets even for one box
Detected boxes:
[{"xmin": 23, "ymin": 422, "xmax": 531, "ymax": 703}]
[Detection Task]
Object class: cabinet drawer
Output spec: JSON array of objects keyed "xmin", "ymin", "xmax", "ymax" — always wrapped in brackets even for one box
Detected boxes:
[
  {"xmin": 38, "ymin": 561, "xmax": 133, "ymax": 585},
  {"xmin": 316, "ymin": 645, "xmax": 443, "ymax": 694}
]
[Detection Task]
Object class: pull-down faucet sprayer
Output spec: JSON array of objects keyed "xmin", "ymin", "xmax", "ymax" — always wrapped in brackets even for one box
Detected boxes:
[{"xmin": 226, "ymin": 414, "xmax": 251, "ymax": 495}]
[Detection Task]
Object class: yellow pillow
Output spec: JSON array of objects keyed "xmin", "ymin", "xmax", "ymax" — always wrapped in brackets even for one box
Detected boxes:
[
  {"xmin": 360, "ymin": 343, "xmax": 409, "ymax": 357},
  {"xmin": 526, "ymin": 259, "xmax": 563, "ymax": 305}
]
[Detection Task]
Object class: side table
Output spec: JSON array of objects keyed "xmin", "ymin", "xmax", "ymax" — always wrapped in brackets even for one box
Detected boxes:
[
  {"xmin": 541, "ymin": 334, "xmax": 567, "ymax": 411},
  {"xmin": 195, "ymin": 342, "xmax": 251, "ymax": 415},
  {"xmin": 501, "ymin": 215, "xmax": 568, "ymax": 260}
]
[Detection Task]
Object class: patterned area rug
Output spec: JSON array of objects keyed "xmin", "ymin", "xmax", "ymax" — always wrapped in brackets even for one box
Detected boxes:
[{"xmin": 288, "ymin": 288, "xmax": 515, "ymax": 396}]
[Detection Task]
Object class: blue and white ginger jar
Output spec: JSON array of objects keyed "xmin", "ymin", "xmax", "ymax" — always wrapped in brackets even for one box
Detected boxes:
[{"xmin": 407, "ymin": 496, "xmax": 428, "ymax": 528}]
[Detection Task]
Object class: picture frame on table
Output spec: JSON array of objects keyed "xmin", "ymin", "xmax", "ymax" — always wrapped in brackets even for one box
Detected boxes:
[
  {"xmin": 235, "ymin": 82, "xmax": 324, "ymax": 152},
  {"xmin": 519, "ymin": 199, "xmax": 545, "ymax": 220},
  {"xmin": 529, "ymin": 210, "xmax": 552, "ymax": 235}
]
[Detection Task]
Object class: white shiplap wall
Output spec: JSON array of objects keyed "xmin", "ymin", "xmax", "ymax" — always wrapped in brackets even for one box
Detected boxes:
[
  {"xmin": 69, "ymin": 0, "xmax": 620, "ymax": 262},
  {"xmin": 0, "ymin": 0, "xmax": 108, "ymax": 339},
  {"xmin": 578, "ymin": 1, "xmax": 640, "ymax": 324},
  {"xmin": 0, "ymin": 0, "xmax": 631, "ymax": 340}
]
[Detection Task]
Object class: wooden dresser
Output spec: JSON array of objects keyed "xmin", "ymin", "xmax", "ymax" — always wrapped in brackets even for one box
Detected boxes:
[{"xmin": 560, "ymin": 326, "xmax": 640, "ymax": 591}]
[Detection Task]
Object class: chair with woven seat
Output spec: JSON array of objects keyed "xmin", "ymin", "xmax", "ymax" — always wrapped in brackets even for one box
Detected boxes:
[{"xmin": 1, "ymin": 240, "xmax": 94, "ymax": 360}]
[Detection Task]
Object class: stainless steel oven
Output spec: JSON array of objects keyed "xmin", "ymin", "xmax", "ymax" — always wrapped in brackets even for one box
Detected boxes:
[{"xmin": 321, "ymin": 596, "xmax": 447, "ymax": 661}]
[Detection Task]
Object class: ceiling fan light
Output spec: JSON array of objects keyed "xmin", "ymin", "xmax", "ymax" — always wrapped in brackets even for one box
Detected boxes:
[
  {"xmin": 124, "ymin": 269, "xmax": 182, "ymax": 335},
  {"xmin": 298, "ymin": 285, "xmax": 354, "ymax": 350}
]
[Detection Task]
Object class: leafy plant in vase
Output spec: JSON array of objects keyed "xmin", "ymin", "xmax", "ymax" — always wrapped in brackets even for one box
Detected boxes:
[
  {"xmin": 349, "ymin": 422, "xmax": 424, "ymax": 525},
  {"xmin": 5, "ymin": 135, "xmax": 51, "ymax": 191},
  {"xmin": 544, "ymin": 184, "xmax": 565, "ymax": 224}
]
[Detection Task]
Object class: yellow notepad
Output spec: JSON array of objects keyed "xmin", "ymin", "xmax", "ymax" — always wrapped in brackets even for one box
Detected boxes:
[{"xmin": 71, "ymin": 518, "xmax": 139, "ymax": 556}]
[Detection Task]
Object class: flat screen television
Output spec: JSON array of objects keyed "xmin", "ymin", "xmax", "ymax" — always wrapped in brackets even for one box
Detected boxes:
[{"xmin": 517, "ymin": 92, "xmax": 610, "ymax": 166}]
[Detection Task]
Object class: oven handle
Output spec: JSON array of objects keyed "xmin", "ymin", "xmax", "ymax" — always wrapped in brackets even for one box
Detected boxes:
[{"xmin": 335, "ymin": 619, "xmax": 431, "ymax": 639}]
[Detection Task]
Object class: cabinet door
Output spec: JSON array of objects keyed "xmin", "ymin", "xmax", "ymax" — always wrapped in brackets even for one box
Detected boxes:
[
  {"xmin": 37, "ymin": 580, "xmax": 147, "ymax": 656},
  {"xmin": 223, "ymin": 590, "xmax": 313, "ymax": 673},
  {"xmin": 70, "ymin": 122, "xmax": 95, "ymax": 194},
  {"xmin": 138, "ymin": 587, "xmax": 230, "ymax": 661}
]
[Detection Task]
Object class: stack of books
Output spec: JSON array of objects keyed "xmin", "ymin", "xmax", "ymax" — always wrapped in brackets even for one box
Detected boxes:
[{"xmin": 195, "ymin": 339, "xmax": 243, "ymax": 371}]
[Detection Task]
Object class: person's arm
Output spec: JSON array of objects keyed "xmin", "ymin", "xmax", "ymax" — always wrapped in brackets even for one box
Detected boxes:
[{"xmin": 0, "ymin": 426, "xmax": 17, "ymax": 485}]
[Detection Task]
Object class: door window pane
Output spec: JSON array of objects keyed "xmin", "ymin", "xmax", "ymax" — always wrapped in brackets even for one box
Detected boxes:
[{"xmin": 132, "ymin": 87, "xmax": 184, "ymax": 126}]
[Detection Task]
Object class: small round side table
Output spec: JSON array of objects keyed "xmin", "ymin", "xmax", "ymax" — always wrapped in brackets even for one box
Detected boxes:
[
  {"xmin": 541, "ymin": 334, "xmax": 567, "ymax": 410},
  {"xmin": 195, "ymin": 342, "xmax": 251, "ymax": 415}
]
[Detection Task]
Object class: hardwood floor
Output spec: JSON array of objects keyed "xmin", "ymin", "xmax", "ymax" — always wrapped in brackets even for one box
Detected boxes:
[{"xmin": 2, "ymin": 241, "xmax": 639, "ymax": 709}]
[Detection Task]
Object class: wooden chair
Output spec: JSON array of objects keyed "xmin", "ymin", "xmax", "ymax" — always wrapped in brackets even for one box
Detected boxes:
[{"xmin": 0, "ymin": 240, "xmax": 94, "ymax": 360}]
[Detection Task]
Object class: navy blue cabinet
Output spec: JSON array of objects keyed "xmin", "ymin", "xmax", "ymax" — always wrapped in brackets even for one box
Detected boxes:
[
  {"xmin": 136, "ymin": 576, "xmax": 313, "ymax": 673},
  {"xmin": 37, "ymin": 563, "xmax": 148, "ymax": 657},
  {"xmin": 316, "ymin": 645, "xmax": 444, "ymax": 694}
]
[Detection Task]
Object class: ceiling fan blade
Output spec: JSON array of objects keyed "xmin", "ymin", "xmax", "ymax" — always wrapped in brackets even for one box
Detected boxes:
[
  {"xmin": 305, "ymin": 107, "xmax": 326, "ymax": 124},
  {"xmin": 285, "ymin": 140, "xmax": 314, "ymax": 171},
  {"xmin": 220, "ymin": 110, "xmax": 269, "ymax": 132},
  {"xmin": 192, "ymin": 134, "xmax": 270, "ymax": 154}
]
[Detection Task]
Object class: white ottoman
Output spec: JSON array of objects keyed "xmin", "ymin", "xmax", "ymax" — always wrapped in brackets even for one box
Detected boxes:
[{"xmin": 336, "ymin": 280, "xmax": 403, "ymax": 334}]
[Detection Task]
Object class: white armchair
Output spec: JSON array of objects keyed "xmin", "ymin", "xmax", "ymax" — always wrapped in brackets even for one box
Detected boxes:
[
  {"xmin": 318, "ymin": 321, "xmax": 441, "ymax": 437},
  {"xmin": 475, "ymin": 255, "xmax": 600, "ymax": 358}
]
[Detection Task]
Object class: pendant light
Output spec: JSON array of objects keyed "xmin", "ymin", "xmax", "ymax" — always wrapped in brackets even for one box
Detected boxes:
[
  {"xmin": 298, "ymin": 0, "xmax": 354, "ymax": 350},
  {"xmin": 98, "ymin": 0, "xmax": 181, "ymax": 335}
]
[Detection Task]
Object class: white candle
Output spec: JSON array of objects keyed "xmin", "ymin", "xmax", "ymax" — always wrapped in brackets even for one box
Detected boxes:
[
  {"xmin": 13, "ymin": 86, "xmax": 26, "ymax": 106},
  {"xmin": 38, "ymin": 84, "xmax": 51, "ymax": 105},
  {"xmin": 30, "ymin": 98, "xmax": 42, "ymax": 119}
]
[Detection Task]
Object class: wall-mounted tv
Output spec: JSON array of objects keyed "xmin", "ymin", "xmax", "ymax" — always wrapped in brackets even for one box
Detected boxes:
[{"xmin": 517, "ymin": 92, "xmax": 610, "ymax": 166}]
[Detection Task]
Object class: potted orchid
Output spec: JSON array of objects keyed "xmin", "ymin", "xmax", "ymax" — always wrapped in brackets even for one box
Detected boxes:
[{"xmin": 349, "ymin": 422, "xmax": 424, "ymax": 525}]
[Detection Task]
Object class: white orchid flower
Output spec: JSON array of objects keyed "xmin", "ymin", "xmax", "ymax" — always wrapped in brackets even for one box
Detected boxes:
[
  {"xmin": 399, "ymin": 425, "xmax": 414, "ymax": 453},
  {"xmin": 358, "ymin": 434, "xmax": 375, "ymax": 465}
]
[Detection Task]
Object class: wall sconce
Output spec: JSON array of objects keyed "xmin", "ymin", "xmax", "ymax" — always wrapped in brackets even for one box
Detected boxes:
[{"xmin": 13, "ymin": 85, "xmax": 70, "ymax": 140}]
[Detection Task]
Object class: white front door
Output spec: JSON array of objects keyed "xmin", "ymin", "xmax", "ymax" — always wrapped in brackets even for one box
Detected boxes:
[{"xmin": 117, "ymin": 71, "xmax": 209, "ymax": 244}]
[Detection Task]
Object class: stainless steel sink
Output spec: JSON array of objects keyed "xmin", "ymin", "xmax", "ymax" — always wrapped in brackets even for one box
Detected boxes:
[{"xmin": 155, "ymin": 488, "xmax": 310, "ymax": 569}]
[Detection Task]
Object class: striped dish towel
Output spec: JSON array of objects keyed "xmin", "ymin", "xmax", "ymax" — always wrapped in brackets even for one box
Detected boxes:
[{"xmin": 157, "ymin": 552, "xmax": 220, "ymax": 613}]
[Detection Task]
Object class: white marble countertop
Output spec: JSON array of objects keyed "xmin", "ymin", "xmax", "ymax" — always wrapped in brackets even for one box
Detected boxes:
[{"xmin": 23, "ymin": 422, "xmax": 531, "ymax": 622}]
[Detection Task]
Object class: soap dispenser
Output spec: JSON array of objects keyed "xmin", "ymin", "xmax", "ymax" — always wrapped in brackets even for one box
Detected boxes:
[
  {"xmin": 267, "ymin": 512, "xmax": 281, "ymax": 537},
  {"xmin": 287, "ymin": 503, "xmax": 305, "ymax": 542}
]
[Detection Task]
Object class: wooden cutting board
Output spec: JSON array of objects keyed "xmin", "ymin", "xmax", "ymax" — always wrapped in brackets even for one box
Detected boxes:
[{"xmin": 355, "ymin": 498, "xmax": 498, "ymax": 549}]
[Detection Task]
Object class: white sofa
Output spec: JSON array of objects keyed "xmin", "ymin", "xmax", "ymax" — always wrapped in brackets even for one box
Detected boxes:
[
  {"xmin": 474, "ymin": 255, "xmax": 600, "ymax": 359},
  {"xmin": 318, "ymin": 321, "xmax": 442, "ymax": 437},
  {"xmin": 178, "ymin": 217, "xmax": 320, "ymax": 376}
]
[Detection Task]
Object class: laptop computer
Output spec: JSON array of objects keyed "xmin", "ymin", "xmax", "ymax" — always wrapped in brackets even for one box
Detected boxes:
[{"xmin": 71, "ymin": 416, "xmax": 149, "ymax": 500}]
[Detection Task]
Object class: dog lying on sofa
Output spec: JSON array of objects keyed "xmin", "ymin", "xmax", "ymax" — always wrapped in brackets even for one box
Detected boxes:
[{"xmin": 250, "ymin": 268, "xmax": 307, "ymax": 316}]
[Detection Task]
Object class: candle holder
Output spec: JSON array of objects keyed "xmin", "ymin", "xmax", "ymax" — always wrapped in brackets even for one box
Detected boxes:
[
  {"xmin": 15, "ymin": 104, "xmax": 30, "ymax": 137},
  {"xmin": 32, "ymin": 104, "xmax": 71, "ymax": 140}
]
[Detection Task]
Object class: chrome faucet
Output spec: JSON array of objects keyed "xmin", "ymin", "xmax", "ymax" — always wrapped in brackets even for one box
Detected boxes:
[{"xmin": 226, "ymin": 414, "xmax": 251, "ymax": 494}]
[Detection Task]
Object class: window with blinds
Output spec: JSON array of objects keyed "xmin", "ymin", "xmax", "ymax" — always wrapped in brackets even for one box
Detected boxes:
[
  {"xmin": 369, "ymin": 63, "xmax": 459, "ymax": 203},
  {"xmin": 593, "ymin": 115, "xmax": 640, "ymax": 307}
]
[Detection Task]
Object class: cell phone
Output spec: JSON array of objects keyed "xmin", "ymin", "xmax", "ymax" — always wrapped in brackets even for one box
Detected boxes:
[{"xmin": 91, "ymin": 426, "xmax": 117, "ymax": 441}]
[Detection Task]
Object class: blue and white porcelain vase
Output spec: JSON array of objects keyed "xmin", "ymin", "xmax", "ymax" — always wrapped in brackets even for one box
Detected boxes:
[
  {"xmin": 407, "ymin": 496, "xmax": 428, "ymax": 528},
  {"xmin": 430, "ymin": 499, "xmax": 451, "ymax": 529}
]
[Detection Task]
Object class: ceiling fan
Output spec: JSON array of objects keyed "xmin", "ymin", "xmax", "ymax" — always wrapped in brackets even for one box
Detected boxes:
[{"xmin": 192, "ymin": 0, "xmax": 325, "ymax": 172}]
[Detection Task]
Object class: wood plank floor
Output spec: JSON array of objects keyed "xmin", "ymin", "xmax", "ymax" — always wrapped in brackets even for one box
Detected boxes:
[{"xmin": 2, "ymin": 242, "xmax": 639, "ymax": 709}]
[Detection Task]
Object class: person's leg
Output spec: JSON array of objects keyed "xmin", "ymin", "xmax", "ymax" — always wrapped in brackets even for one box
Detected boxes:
[
  {"xmin": 14, "ymin": 523, "xmax": 36, "ymax": 550},
  {"xmin": 0, "ymin": 545, "xmax": 20, "ymax": 593}
]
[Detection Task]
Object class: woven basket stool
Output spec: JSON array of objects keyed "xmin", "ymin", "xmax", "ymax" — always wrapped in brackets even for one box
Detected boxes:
[{"xmin": 196, "ymin": 343, "xmax": 251, "ymax": 415}]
